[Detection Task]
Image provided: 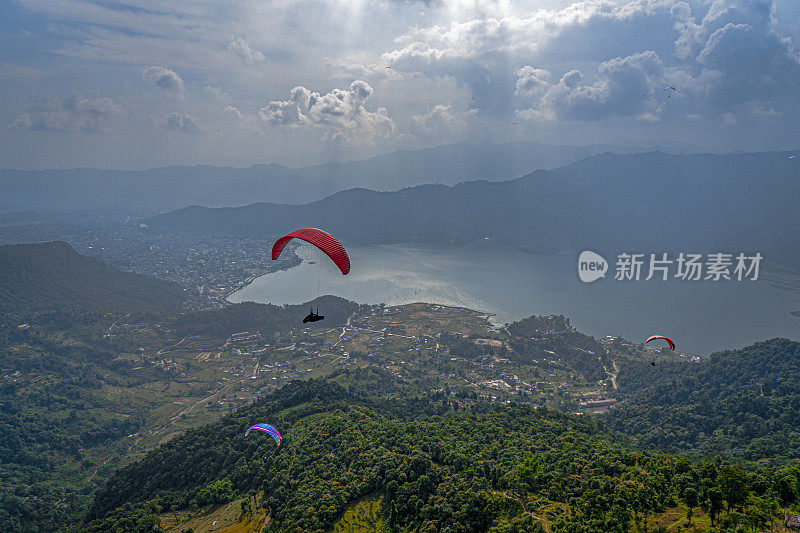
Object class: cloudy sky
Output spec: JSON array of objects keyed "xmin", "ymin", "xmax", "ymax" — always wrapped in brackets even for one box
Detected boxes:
[{"xmin": 1, "ymin": 0, "xmax": 799, "ymax": 169}]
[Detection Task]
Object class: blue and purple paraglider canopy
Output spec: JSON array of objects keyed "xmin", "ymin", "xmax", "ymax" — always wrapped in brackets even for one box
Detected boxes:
[{"xmin": 245, "ymin": 423, "xmax": 282, "ymax": 445}]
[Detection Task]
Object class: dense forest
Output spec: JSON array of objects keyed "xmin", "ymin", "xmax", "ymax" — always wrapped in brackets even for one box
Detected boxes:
[
  {"xmin": 171, "ymin": 296, "xmax": 363, "ymax": 337},
  {"xmin": 0, "ymin": 321, "xmax": 145, "ymax": 531},
  {"xmin": 506, "ymin": 315, "xmax": 608, "ymax": 383},
  {"xmin": 86, "ymin": 377, "xmax": 800, "ymax": 533},
  {"xmin": 603, "ymin": 338, "xmax": 800, "ymax": 463},
  {"xmin": 0, "ymin": 241, "xmax": 185, "ymax": 314}
]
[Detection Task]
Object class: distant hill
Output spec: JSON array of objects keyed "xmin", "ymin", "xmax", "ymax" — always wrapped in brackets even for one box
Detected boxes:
[
  {"xmin": 147, "ymin": 151, "xmax": 800, "ymax": 266},
  {"xmin": 604, "ymin": 338, "xmax": 800, "ymax": 462},
  {"xmin": 0, "ymin": 141, "xmax": 639, "ymax": 213},
  {"xmin": 0, "ymin": 241, "xmax": 185, "ymax": 314}
]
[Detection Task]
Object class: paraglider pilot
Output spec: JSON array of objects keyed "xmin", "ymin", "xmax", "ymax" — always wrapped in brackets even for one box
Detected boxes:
[{"xmin": 303, "ymin": 308, "xmax": 325, "ymax": 323}]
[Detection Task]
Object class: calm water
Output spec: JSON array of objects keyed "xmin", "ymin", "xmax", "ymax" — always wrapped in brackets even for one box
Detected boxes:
[{"xmin": 229, "ymin": 244, "xmax": 800, "ymax": 355}]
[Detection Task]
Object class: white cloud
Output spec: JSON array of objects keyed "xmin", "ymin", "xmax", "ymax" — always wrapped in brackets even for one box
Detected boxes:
[
  {"xmin": 202, "ymin": 85, "xmax": 231, "ymax": 101},
  {"xmin": 383, "ymin": 0, "xmax": 800, "ymax": 122},
  {"xmin": 260, "ymin": 80, "xmax": 395, "ymax": 143},
  {"xmin": 10, "ymin": 93, "xmax": 121, "ymax": 132},
  {"xmin": 142, "ymin": 66, "xmax": 186, "ymax": 95},
  {"xmin": 381, "ymin": 1, "xmax": 678, "ymax": 114},
  {"xmin": 519, "ymin": 51, "xmax": 665, "ymax": 121},
  {"xmin": 411, "ymin": 104, "xmax": 477, "ymax": 137},
  {"xmin": 515, "ymin": 66, "xmax": 550, "ymax": 96},
  {"xmin": 228, "ymin": 37, "xmax": 265, "ymax": 63},
  {"xmin": 671, "ymin": 0, "xmax": 800, "ymax": 110},
  {"xmin": 4, "ymin": 0, "xmax": 800, "ymax": 168},
  {"xmin": 0, "ymin": 62, "xmax": 43, "ymax": 82},
  {"xmin": 162, "ymin": 112, "xmax": 202, "ymax": 132},
  {"xmin": 223, "ymin": 105, "xmax": 244, "ymax": 121}
]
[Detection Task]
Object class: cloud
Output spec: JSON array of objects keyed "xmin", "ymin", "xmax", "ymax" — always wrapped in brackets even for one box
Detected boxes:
[
  {"xmin": 515, "ymin": 66, "xmax": 550, "ymax": 97},
  {"xmin": 260, "ymin": 80, "xmax": 395, "ymax": 143},
  {"xmin": 202, "ymin": 85, "xmax": 231, "ymax": 101},
  {"xmin": 411, "ymin": 104, "xmax": 477, "ymax": 137},
  {"xmin": 162, "ymin": 112, "xmax": 202, "ymax": 132},
  {"xmin": 673, "ymin": 0, "xmax": 800, "ymax": 110},
  {"xmin": 721, "ymin": 112, "xmax": 736, "ymax": 124},
  {"xmin": 519, "ymin": 51, "xmax": 665, "ymax": 121},
  {"xmin": 381, "ymin": 1, "xmax": 678, "ymax": 114},
  {"xmin": 697, "ymin": 21, "xmax": 800, "ymax": 107},
  {"xmin": 0, "ymin": 62, "xmax": 43, "ymax": 82},
  {"xmin": 228, "ymin": 37, "xmax": 265, "ymax": 63},
  {"xmin": 10, "ymin": 93, "xmax": 121, "ymax": 132},
  {"xmin": 5, "ymin": 0, "xmax": 800, "ymax": 167},
  {"xmin": 223, "ymin": 105, "xmax": 244, "ymax": 121},
  {"xmin": 382, "ymin": 0, "xmax": 800, "ymax": 123},
  {"xmin": 142, "ymin": 66, "xmax": 186, "ymax": 95}
]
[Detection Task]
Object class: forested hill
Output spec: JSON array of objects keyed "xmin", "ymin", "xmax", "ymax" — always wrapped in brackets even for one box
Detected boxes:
[
  {"xmin": 0, "ymin": 241, "xmax": 185, "ymax": 314},
  {"xmin": 171, "ymin": 296, "xmax": 363, "ymax": 336},
  {"xmin": 85, "ymin": 376, "xmax": 800, "ymax": 533},
  {"xmin": 603, "ymin": 338, "xmax": 800, "ymax": 462},
  {"xmin": 147, "ymin": 151, "xmax": 800, "ymax": 265}
]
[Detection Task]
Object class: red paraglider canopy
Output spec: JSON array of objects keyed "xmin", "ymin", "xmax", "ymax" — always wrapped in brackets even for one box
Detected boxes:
[
  {"xmin": 645, "ymin": 335, "xmax": 675, "ymax": 350},
  {"xmin": 272, "ymin": 228, "xmax": 350, "ymax": 275}
]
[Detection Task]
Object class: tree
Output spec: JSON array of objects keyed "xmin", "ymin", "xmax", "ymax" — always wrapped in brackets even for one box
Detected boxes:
[
  {"xmin": 683, "ymin": 487, "xmax": 698, "ymax": 522},
  {"xmin": 707, "ymin": 487, "xmax": 723, "ymax": 525},
  {"xmin": 718, "ymin": 465, "xmax": 749, "ymax": 512}
]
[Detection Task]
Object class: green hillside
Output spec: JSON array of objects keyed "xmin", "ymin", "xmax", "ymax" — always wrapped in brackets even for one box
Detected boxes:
[
  {"xmin": 0, "ymin": 294, "xmax": 356, "ymax": 532},
  {"xmin": 603, "ymin": 338, "xmax": 800, "ymax": 462},
  {"xmin": 86, "ymin": 378, "xmax": 800, "ymax": 533},
  {"xmin": 0, "ymin": 241, "xmax": 185, "ymax": 314}
]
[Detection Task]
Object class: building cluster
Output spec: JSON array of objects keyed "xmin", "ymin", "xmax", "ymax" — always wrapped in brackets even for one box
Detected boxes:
[
  {"xmin": 229, "ymin": 331, "xmax": 270, "ymax": 356},
  {"xmin": 69, "ymin": 226, "xmax": 291, "ymax": 307}
]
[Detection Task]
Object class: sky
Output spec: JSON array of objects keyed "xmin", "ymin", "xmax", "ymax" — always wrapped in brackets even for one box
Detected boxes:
[{"xmin": 1, "ymin": 0, "xmax": 799, "ymax": 169}]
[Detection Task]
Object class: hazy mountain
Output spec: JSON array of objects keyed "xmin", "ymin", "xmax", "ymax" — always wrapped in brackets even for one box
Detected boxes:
[
  {"xmin": 0, "ymin": 141, "xmax": 640, "ymax": 214},
  {"xmin": 0, "ymin": 241, "xmax": 185, "ymax": 314},
  {"xmin": 147, "ymin": 150, "xmax": 800, "ymax": 267}
]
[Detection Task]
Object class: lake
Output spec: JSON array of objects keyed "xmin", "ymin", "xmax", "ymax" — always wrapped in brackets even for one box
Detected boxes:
[{"xmin": 229, "ymin": 244, "xmax": 800, "ymax": 355}]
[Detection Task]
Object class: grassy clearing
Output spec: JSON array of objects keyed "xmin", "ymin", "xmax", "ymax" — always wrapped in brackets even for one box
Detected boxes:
[
  {"xmin": 330, "ymin": 496, "xmax": 385, "ymax": 533},
  {"xmin": 160, "ymin": 495, "xmax": 269, "ymax": 533}
]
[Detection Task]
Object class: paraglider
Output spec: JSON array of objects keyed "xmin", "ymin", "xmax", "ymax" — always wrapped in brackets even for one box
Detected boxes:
[
  {"xmin": 512, "ymin": 122, "xmax": 519, "ymax": 127},
  {"xmin": 272, "ymin": 228, "xmax": 350, "ymax": 322},
  {"xmin": 272, "ymin": 228, "xmax": 350, "ymax": 275},
  {"xmin": 664, "ymin": 86, "xmax": 676, "ymax": 97},
  {"xmin": 303, "ymin": 308, "xmax": 325, "ymax": 323},
  {"xmin": 245, "ymin": 423, "xmax": 282, "ymax": 445},
  {"xmin": 645, "ymin": 335, "xmax": 675, "ymax": 350}
]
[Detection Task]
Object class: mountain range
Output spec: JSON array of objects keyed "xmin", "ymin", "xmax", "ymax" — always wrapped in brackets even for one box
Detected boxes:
[
  {"xmin": 147, "ymin": 150, "xmax": 800, "ymax": 268},
  {"xmin": 0, "ymin": 141, "xmax": 639, "ymax": 214}
]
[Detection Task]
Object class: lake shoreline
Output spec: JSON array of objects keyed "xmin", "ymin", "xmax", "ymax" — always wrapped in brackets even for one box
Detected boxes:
[{"xmin": 229, "ymin": 244, "xmax": 800, "ymax": 355}]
